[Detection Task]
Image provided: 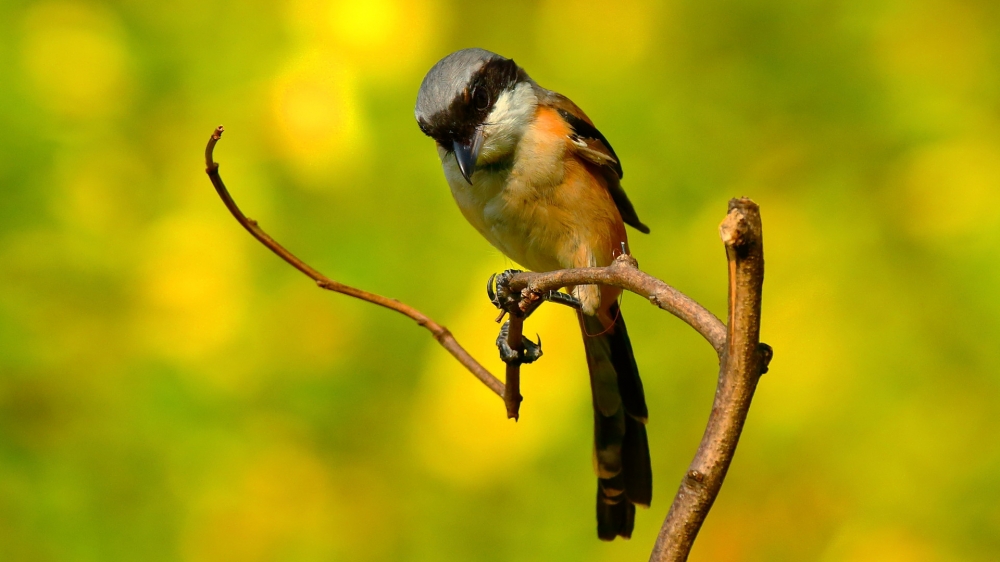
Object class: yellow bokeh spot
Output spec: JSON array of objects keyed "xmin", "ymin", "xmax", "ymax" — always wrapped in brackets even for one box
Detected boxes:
[
  {"xmin": 20, "ymin": 1, "xmax": 130, "ymax": 119},
  {"xmin": 285, "ymin": 0, "xmax": 441, "ymax": 80},
  {"xmin": 270, "ymin": 50, "xmax": 369, "ymax": 185},
  {"xmin": 138, "ymin": 214, "xmax": 248, "ymax": 364},
  {"xmin": 183, "ymin": 428, "xmax": 397, "ymax": 562},
  {"xmin": 536, "ymin": 0, "xmax": 659, "ymax": 69},
  {"xmin": 898, "ymin": 139, "xmax": 1000, "ymax": 239},
  {"xmin": 411, "ymin": 263, "xmax": 588, "ymax": 485},
  {"xmin": 331, "ymin": 0, "xmax": 397, "ymax": 51}
]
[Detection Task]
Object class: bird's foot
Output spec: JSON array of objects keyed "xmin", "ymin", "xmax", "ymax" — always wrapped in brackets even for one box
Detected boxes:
[
  {"xmin": 487, "ymin": 269, "xmax": 582, "ymax": 318},
  {"xmin": 495, "ymin": 320, "xmax": 543, "ymax": 365}
]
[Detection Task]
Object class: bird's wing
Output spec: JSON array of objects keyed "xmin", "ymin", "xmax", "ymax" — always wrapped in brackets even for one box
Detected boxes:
[{"xmin": 540, "ymin": 91, "xmax": 650, "ymax": 234}]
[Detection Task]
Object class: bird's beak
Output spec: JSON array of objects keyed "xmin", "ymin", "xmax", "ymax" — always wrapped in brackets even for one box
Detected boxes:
[{"xmin": 453, "ymin": 129, "xmax": 484, "ymax": 184}]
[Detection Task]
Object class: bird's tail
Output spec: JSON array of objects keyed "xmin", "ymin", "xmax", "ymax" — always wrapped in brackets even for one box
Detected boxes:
[{"xmin": 580, "ymin": 301, "xmax": 652, "ymax": 541}]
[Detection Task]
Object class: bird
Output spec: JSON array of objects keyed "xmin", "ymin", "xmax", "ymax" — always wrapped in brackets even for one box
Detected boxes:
[{"xmin": 414, "ymin": 48, "xmax": 651, "ymax": 540}]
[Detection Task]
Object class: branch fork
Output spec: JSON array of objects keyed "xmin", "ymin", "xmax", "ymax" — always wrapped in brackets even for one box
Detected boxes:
[{"xmin": 204, "ymin": 127, "xmax": 770, "ymax": 561}]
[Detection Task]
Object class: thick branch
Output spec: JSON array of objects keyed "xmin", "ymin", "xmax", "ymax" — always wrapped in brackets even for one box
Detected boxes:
[
  {"xmin": 649, "ymin": 198, "xmax": 770, "ymax": 561},
  {"xmin": 204, "ymin": 126, "xmax": 505, "ymax": 397},
  {"xmin": 506, "ymin": 257, "xmax": 727, "ymax": 354}
]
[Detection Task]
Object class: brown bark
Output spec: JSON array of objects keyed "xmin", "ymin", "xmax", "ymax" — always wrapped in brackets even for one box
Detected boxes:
[{"xmin": 504, "ymin": 314, "xmax": 525, "ymax": 420}]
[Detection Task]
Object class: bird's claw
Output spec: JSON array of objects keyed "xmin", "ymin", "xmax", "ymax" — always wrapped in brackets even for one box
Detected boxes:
[
  {"xmin": 522, "ymin": 335, "xmax": 543, "ymax": 363},
  {"xmin": 486, "ymin": 270, "xmax": 574, "ymax": 366},
  {"xmin": 496, "ymin": 321, "xmax": 543, "ymax": 365},
  {"xmin": 487, "ymin": 269, "xmax": 524, "ymax": 312}
]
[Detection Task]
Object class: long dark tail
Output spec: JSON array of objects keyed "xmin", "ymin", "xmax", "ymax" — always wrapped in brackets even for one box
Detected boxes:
[{"xmin": 580, "ymin": 301, "xmax": 652, "ymax": 541}]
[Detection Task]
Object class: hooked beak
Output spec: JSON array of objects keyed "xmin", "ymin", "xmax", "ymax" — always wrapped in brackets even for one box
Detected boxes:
[{"xmin": 453, "ymin": 129, "xmax": 484, "ymax": 184}]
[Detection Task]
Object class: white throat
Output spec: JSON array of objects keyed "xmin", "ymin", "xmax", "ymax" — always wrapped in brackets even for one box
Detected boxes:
[{"xmin": 477, "ymin": 82, "xmax": 537, "ymax": 165}]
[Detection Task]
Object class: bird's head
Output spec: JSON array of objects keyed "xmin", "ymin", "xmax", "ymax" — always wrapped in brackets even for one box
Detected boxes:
[{"xmin": 415, "ymin": 48, "xmax": 536, "ymax": 183}]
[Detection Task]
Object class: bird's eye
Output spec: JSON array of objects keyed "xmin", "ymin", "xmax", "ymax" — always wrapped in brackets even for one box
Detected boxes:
[{"xmin": 473, "ymin": 86, "xmax": 490, "ymax": 111}]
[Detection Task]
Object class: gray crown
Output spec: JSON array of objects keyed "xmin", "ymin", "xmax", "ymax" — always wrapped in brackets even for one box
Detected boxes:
[{"xmin": 415, "ymin": 48, "xmax": 503, "ymax": 123}]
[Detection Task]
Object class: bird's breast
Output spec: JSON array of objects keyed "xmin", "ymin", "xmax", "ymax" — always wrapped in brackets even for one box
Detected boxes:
[
  {"xmin": 440, "ymin": 125, "xmax": 570, "ymax": 272},
  {"xmin": 439, "ymin": 105, "xmax": 624, "ymax": 279}
]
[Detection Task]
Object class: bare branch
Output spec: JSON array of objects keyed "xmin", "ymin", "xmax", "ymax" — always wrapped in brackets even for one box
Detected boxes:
[
  {"xmin": 506, "ymin": 256, "xmax": 727, "ymax": 354},
  {"xmin": 648, "ymin": 198, "xmax": 771, "ymax": 562},
  {"xmin": 205, "ymin": 127, "xmax": 770, "ymax": 558},
  {"xmin": 204, "ymin": 126, "xmax": 505, "ymax": 397}
]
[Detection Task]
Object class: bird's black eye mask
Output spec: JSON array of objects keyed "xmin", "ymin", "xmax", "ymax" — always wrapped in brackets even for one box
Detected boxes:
[{"xmin": 420, "ymin": 57, "xmax": 526, "ymax": 149}]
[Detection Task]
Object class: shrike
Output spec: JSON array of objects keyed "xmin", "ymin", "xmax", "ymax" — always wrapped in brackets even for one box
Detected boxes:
[{"xmin": 415, "ymin": 48, "xmax": 651, "ymax": 540}]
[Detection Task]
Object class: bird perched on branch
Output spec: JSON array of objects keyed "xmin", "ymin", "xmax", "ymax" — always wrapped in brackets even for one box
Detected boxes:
[{"xmin": 415, "ymin": 48, "xmax": 651, "ymax": 540}]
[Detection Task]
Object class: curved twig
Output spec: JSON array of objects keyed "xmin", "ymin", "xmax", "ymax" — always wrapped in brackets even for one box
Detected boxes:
[{"xmin": 204, "ymin": 126, "xmax": 505, "ymax": 397}]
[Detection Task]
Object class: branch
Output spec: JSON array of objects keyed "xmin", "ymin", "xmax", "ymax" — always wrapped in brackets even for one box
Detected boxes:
[
  {"xmin": 506, "ymin": 255, "xmax": 726, "ymax": 354},
  {"xmin": 205, "ymin": 126, "xmax": 769, "ymax": 558},
  {"xmin": 497, "ymin": 201, "xmax": 768, "ymax": 559},
  {"xmin": 648, "ymin": 198, "xmax": 771, "ymax": 561},
  {"xmin": 204, "ymin": 126, "xmax": 505, "ymax": 397}
]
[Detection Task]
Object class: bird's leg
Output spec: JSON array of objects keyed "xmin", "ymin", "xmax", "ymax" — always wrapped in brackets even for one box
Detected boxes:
[
  {"xmin": 486, "ymin": 269, "xmax": 583, "ymax": 365},
  {"xmin": 487, "ymin": 269, "xmax": 553, "ymax": 365}
]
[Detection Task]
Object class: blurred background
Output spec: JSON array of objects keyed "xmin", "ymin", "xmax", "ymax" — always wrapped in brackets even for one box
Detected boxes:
[{"xmin": 1, "ymin": 0, "xmax": 999, "ymax": 560}]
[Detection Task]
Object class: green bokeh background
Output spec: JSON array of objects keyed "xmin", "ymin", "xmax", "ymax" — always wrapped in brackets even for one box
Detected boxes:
[{"xmin": 2, "ymin": 0, "xmax": 999, "ymax": 560}]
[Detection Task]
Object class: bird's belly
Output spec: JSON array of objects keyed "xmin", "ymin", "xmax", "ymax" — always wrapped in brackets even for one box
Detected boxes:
[{"xmin": 482, "ymin": 202, "xmax": 564, "ymax": 272}]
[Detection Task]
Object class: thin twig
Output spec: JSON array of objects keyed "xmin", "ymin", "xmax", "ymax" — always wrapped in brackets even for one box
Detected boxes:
[
  {"xmin": 648, "ymin": 198, "xmax": 771, "ymax": 561},
  {"xmin": 204, "ymin": 126, "xmax": 505, "ymax": 397},
  {"xmin": 506, "ymin": 256, "xmax": 727, "ymax": 354},
  {"xmin": 504, "ymin": 315, "xmax": 524, "ymax": 420}
]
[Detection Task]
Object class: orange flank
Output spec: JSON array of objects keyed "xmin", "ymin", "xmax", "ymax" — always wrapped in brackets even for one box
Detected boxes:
[{"xmin": 526, "ymin": 106, "xmax": 628, "ymax": 318}]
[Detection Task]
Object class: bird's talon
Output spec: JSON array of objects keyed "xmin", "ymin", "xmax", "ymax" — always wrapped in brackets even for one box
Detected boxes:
[
  {"xmin": 543, "ymin": 290, "xmax": 582, "ymax": 309},
  {"xmin": 486, "ymin": 273, "xmax": 498, "ymax": 305},
  {"xmin": 495, "ymin": 321, "xmax": 544, "ymax": 365},
  {"xmin": 521, "ymin": 334, "xmax": 543, "ymax": 363}
]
